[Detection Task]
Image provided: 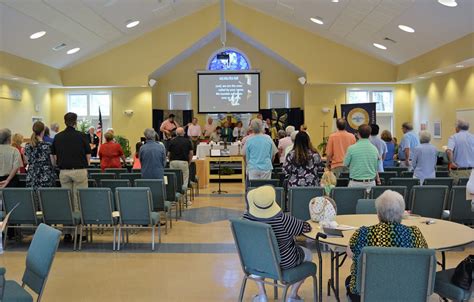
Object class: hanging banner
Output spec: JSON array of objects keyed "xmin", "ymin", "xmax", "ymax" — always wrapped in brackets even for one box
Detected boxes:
[{"xmin": 341, "ymin": 103, "xmax": 376, "ymax": 133}]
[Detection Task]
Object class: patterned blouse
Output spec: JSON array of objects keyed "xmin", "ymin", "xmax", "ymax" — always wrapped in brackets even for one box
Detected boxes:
[
  {"xmin": 24, "ymin": 141, "xmax": 56, "ymax": 189},
  {"xmin": 283, "ymin": 150, "xmax": 322, "ymax": 187},
  {"xmin": 243, "ymin": 211, "xmax": 311, "ymax": 270},
  {"xmin": 348, "ymin": 222, "xmax": 428, "ymax": 294}
]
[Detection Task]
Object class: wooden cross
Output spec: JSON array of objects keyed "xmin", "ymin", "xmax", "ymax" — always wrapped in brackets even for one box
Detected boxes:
[{"xmin": 320, "ymin": 122, "xmax": 328, "ymax": 138}]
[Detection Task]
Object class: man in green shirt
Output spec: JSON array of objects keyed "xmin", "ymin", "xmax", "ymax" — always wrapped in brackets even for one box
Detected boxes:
[{"xmin": 344, "ymin": 124, "xmax": 381, "ymax": 192}]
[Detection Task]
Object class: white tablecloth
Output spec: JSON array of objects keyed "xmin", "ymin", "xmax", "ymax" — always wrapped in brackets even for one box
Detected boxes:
[{"xmin": 196, "ymin": 144, "xmax": 241, "ymax": 159}]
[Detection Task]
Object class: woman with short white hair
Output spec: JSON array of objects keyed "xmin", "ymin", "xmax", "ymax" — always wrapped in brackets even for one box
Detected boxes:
[
  {"xmin": 345, "ymin": 190, "xmax": 428, "ymax": 301},
  {"xmin": 412, "ymin": 130, "xmax": 438, "ymax": 183},
  {"xmin": 0, "ymin": 128, "xmax": 22, "ymax": 188}
]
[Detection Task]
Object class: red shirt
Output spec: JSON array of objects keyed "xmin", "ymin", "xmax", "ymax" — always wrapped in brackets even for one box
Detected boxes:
[{"xmin": 98, "ymin": 142, "xmax": 124, "ymax": 171}]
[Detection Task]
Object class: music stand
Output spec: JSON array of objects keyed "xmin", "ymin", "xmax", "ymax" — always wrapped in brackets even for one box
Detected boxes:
[{"xmin": 211, "ymin": 148, "xmax": 228, "ymax": 194}]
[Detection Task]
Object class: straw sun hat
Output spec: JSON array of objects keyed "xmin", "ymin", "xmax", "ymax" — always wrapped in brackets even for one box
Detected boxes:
[{"xmin": 247, "ymin": 185, "xmax": 281, "ymax": 218}]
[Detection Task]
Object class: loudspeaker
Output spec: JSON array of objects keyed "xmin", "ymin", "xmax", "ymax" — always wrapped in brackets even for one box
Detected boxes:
[
  {"xmin": 148, "ymin": 78, "xmax": 157, "ymax": 87},
  {"xmin": 298, "ymin": 76, "xmax": 306, "ymax": 85}
]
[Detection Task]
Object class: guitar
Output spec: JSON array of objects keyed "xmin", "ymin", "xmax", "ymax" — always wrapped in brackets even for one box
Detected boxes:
[{"xmin": 163, "ymin": 125, "xmax": 177, "ymax": 140}]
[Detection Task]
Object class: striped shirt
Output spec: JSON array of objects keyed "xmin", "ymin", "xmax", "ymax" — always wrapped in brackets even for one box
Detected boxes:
[
  {"xmin": 344, "ymin": 139, "xmax": 379, "ymax": 180},
  {"xmin": 243, "ymin": 211, "xmax": 307, "ymax": 269}
]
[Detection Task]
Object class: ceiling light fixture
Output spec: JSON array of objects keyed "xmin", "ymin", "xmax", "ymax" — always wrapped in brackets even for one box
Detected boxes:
[
  {"xmin": 435, "ymin": 71, "xmax": 443, "ymax": 74},
  {"xmin": 373, "ymin": 43, "xmax": 387, "ymax": 50},
  {"xmin": 126, "ymin": 20, "xmax": 140, "ymax": 28},
  {"xmin": 398, "ymin": 25, "xmax": 415, "ymax": 33},
  {"xmin": 418, "ymin": 77, "xmax": 426, "ymax": 79},
  {"xmin": 310, "ymin": 17, "xmax": 324, "ymax": 25},
  {"xmin": 32, "ymin": 82, "xmax": 39, "ymax": 85},
  {"xmin": 30, "ymin": 31, "xmax": 46, "ymax": 39},
  {"xmin": 438, "ymin": 0, "xmax": 458, "ymax": 7},
  {"xmin": 331, "ymin": 0, "xmax": 339, "ymax": 2},
  {"xmin": 67, "ymin": 47, "xmax": 80, "ymax": 55},
  {"xmin": 456, "ymin": 65, "xmax": 464, "ymax": 68},
  {"xmin": 11, "ymin": 77, "xmax": 19, "ymax": 80}
]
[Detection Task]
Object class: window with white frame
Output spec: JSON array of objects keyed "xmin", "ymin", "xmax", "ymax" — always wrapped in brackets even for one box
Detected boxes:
[
  {"xmin": 347, "ymin": 88, "xmax": 394, "ymax": 133},
  {"xmin": 168, "ymin": 92, "xmax": 192, "ymax": 110},
  {"xmin": 267, "ymin": 91, "xmax": 290, "ymax": 109},
  {"xmin": 67, "ymin": 92, "xmax": 112, "ymax": 131}
]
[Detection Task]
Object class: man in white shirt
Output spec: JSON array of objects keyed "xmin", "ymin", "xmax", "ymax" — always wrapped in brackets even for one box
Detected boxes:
[
  {"xmin": 187, "ymin": 117, "xmax": 202, "ymax": 153},
  {"xmin": 278, "ymin": 126, "xmax": 295, "ymax": 164},
  {"xmin": 203, "ymin": 117, "xmax": 215, "ymax": 138},
  {"xmin": 50, "ymin": 122, "xmax": 60, "ymax": 138}
]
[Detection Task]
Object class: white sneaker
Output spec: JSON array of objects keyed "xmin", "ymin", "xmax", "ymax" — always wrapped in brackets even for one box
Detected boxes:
[
  {"xmin": 252, "ymin": 294, "xmax": 268, "ymax": 302},
  {"xmin": 287, "ymin": 296, "xmax": 304, "ymax": 302}
]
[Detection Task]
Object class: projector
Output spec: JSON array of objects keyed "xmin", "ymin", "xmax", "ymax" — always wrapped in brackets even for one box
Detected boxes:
[{"xmin": 216, "ymin": 52, "xmax": 230, "ymax": 61}]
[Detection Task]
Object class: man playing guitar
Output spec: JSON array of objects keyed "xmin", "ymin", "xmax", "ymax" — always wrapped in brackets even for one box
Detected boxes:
[{"xmin": 160, "ymin": 114, "xmax": 179, "ymax": 149}]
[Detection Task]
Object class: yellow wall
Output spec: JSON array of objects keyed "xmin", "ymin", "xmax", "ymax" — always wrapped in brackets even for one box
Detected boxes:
[
  {"xmin": 0, "ymin": 80, "xmax": 52, "ymax": 136},
  {"xmin": 304, "ymin": 84, "xmax": 412, "ymax": 146},
  {"xmin": 152, "ymin": 32, "xmax": 304, "ymax": 124},
  {"xmin": 50, "ymin": 87, "xmax": 152, "ymax": 144},
  {"xmin": 412, "ymin": 67, "xmax": 474, "ymax": 148}
]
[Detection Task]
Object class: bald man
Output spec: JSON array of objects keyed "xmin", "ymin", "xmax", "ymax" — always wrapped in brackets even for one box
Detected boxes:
[{"xmin": 168, "ymin": 127, "xmax": 194, "ymax": 205}]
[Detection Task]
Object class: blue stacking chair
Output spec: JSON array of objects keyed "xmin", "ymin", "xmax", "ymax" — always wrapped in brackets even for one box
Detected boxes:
[
  {"xmin": 78, "ymin": 188, "xmax": 118, "ymax": 251},
  {"xmin": 435, "ymin": 171, "xmax": 450, "ymax": 178},
  {"xmin": 90, "ymin": 173, "xmax": 115, "ymax": 183},
  {"xmin": 116, "ymin": 187, "xmax": 161, "ymax": 251},
  {"xmin": 119, "ymin": 173, "xmax": 141, "ymax": 186},
  {"xmin": 99, "ymin": 179, "xmax": 130, "ymax": 210},
  {"xmin": 401, "ymin": 171, "xmax": 414, "ymax": 178},
  {"xmin": 230, "ymin": 218, "xmax": 319, "ymax": 302},
  {"xmin": 104, "ymin": 168, "xmax": 128, "ymax": 178},
  {"xmin": 423, "ymin": 177, "xmax": 454, "ymax": 194},
  {"xmin": 135, "ymin": 179, "xmax": 173, "ymax": 230},
  {"xmin": 357, "ymin": 247, "xmax": 436, "ymax": 302},
  {"xmin": 37, "ymin": 188, "xmax": 81, "ymax": 251},
  {"xmin": 370, "ymin": 186, "xmax": 407, "ymax": 200},
  {"xmin": 410, "ymin": 185, "xmax": 448, "ymax": 219},
  {"xmin": 87, "ymin": 168, "xmax": 102, "ymax": 175},
  {"xmin": 389, "ymin": 178, "xmax": 420, "ymax": 209},
  {"xmin": 378, "ymin": 172, "xmax": 398, "ymax": 185},
  {"xmin": 164, "ymin": 172, "xmax": 182, "ymax": 219},
  {"xmin": 336, "ymin": 178, "xmax": 350, "ymax": 187},
  {"xmin": 435, "ymin": 268, "xmax": 473, "ymax": 302},
  {"xmin": 384, "ymin": 167, "xmax": 408, "ymax": 177},
  {"xmin": 457, "ymin": 178, "xmax": 469, "ymax": 186},
  {"xmin": 356, "ymin": 199, "xmax": 376, "ymax": 214},
  {"xmin": 248, "ymin": 179, "xmax": 280, "ymax": 188},
  {"xmin": 448, "ymin": 186, "xmax": 474, "ymax": 224},
  {"xmin": 248, "ymin": 187, "xmax": 285, "ymax": 211},
  {"xmin": 330, "ymin": 187, "xmax": 367, "ymax": 215},
  {"xmin": 288, "ymin": 187, "xmax": 325, "ymax": 221},
  {"xmin": 0, "ymin": 223, "xmax": 61, "ymax": 302}
]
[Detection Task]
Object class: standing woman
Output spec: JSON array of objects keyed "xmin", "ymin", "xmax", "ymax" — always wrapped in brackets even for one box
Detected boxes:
[
  {"xmin": 0, "ymin": 129, "xmax": 22, "ymax": 188},
  {"xmin": 283, "ymin": 131, "xmax": 322, "ymax": 187},
  {"xmin": 99, "ymin": 132, "xmax": 126, "ymax": 171},
  {"xmin": 24, "ymin": 122, "xmax": 57, "ymax": 201},
  {"xmin": 381, "ymin": 130, "xmax": 395, "ymax": 168},
  {"xmin": 11, "ymin": 133, "xmax": 26, "ymax": 173}
]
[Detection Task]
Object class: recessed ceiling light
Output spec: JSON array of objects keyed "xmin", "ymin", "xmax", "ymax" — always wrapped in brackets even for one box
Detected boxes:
[
  {"xmin": 30, "ymin": 31, "xmax": 46, "ymax": 39},
  {"xmin": 435, "ymin": 71, "xmax": 443, "ymax": 74},
  {"xmin": 398, "ymin": 25, "xmax": 415, "ymax": 33},
  {"xmin": 310, "ymin": 17, "xmax": 324, "ymax": 25},
  {"xmin": 418, "ymin": 76, "xmax": 426, "ymax": 79},
  {"xmin": 456, "ymin": 65, "xmax": 464, "ymax": 68},
  {"xmin": 11, "ymin": 77, "xmax": 19, "ymax": 80},
  {"xmin": 126, "ymin": 20, "xmax": 140, "ymax": 28},
  {"xmin": 32, "ymin": 82, "xmax": 39, "ymax": 85},
  {"xmin": 373, "ymin": 43, "xmax": 387, "ymax": 50},
  {"xmin": 438, "ymin": 0, "xmax": 458, "ymax": 7},
  {"xmin": 67, "ymin": 47, "xmax": 80, "ymax": 55},
  {"xmin": 331, "ymin": 0, "xmax": 339, "ymax": 2}
]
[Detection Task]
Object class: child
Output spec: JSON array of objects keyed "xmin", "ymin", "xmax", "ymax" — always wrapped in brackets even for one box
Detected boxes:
[
  {"xmin": 320, "ymin": 169, "xmax": 336, "ymax": 195},
  {"xmin": 132, "ymin": 142, "xmax": 142, "ymax": 169}
]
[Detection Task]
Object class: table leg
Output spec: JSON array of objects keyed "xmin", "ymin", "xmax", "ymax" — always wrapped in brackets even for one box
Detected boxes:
[{"xmin": 335, "ymin": 251, "xmax": 340, "ymax": 299}]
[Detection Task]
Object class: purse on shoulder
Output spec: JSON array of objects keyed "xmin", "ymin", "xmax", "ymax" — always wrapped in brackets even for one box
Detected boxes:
[
  {"xmin": 451, "ymin": 254, "xmax": 473, "ymax": 290},
  {"xmin": 309, "ymin": 196, "xmax": 337, "ymax": 223}
]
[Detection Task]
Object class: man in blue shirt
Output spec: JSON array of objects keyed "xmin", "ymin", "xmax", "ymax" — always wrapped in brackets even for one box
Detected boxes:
[
  {"xmin": 412, "ymin": 131, "xmax": 437, "ymax": 183},
  {"xmin": 139, "ymin": 128, "xmax": 166, "ymax": 180},
  {"xmin": 398, "ymin": 122, "xmax": 419, "ymax": 170},
  {"xmin": 369, "ymin": 124, "xmax": 387, "ymax": 172},
  {"xmin": 447, "ymin": 119, "xmax": 474, "ymax": 183},
  {"xmin": 243, "ymin": 119, "xmax": 277, "ymax": 180}
]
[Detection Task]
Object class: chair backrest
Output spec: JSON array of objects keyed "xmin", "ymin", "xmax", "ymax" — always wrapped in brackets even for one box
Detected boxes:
[
  {"xmin": 248, "ymin": 179, "xmax": 280, "ymax": 188},
  {"xmin": 401, "ymin": 171, "xmax": 414, "ymax": 178},
  {"xmin": 356, "ymin": 199, "xmax": 376, "ymax": 214},
  {"xmin": 336, "ymin": 178, "xmax": 350, "ymax": 187},
  {"xmin": 248, "ymin": 187, "xmax": 285, "ymax": 211},
  {"xmin": 411, "ymin": 185, "xmax": 448, "ymax": 219},
  {"xmin": 288, "ymin": 187, "xmax": 325, "ymax": 220},
  {"xmin": 435, "ymin": 171, "xmax": 450, "ymax": 178},
  {"xmin": 389, "ymin": 178, "xmax": 420, "ymax": 209},
  {"xmin": 116, "ymin": 187, "xmax": 153, "ymax": 225},
  {"xmin": 165, "ymin": 169, "xmax": 184, "ymax": 192},
  {"xmin": 358, "ymin": 247, "xmax": 436, "ymax": 302},
  {"xmin": 370, "ymin": 186, "xmax": 407, "ymax": 200},
  {"xmin": 423, "ymin": 178, "xmax": 454, "ymax": 192},
  {"xmin": 88, "ymin": 179, "xmax": 96, "ymax": 187},
  {"xmin": 22, "ymin": 223, "xmax": 61, "ymax": 297},
  {"xmin": 230, "ymin": 218, "xmax": 282, "ymax": 281},
  {"xmin": 17, "ymin": 173, "xmax": 27, "ymax": 181},
  {"xmin": 90, "ymin": 173, "xmax": 116, "ymax": 182},
  {"xmin": 378, "ymin": 172, "xmax": 398, "ymax": 185},
  {"xmin": 340, "ymin": 172, "xmax": 350, "ymax": 179},
  {"xmin": 119, "ymin": 173, "xmax": 141, "ymax": 186},
  {"xmin": 1, "ymin": 202, "xmax": 20, "ymax": 233},
  {"xmin": 104, "ymin": 168, "xmax": 128, "ymax": 177},
  {"xmin": 100, "ymin": 179, "xmax": 130, "ymax": 210},
  {"xmin": 189, "ymin": 161, "xmax": 197, "ymax": 183},
  {"xmin": 1, "ymin": 188, "xmax": 38, "ymax": 225},
  {"xmin": 449, "ymin": 186, "xmax": 474, "ymax": 224},
  {"xmin": 135, "ymin": 179, "xmax": 166, "ymax": 211},
  {"xmin": 87, "ymin": 168, "xmax": 102, "ymax": 175},
  {"xmin": 78, "ymin": 188, "xmax": 114, "ymax": 225},
  {"xmin": 457, "ymin": 178, "xmax": 469, "ymax": 186},
  {"xmin": 38, "ymin": 188, "xmax": 76, "ymax": 225},
  {"xmin": 132, "ymin": 168, "xmax": 141, "ymax": 173},
  {"xmin": 384, "ymin": 167, "xmax": 408, "ymax": 177},
  {"xmin": 164, "ymin": 172, "xmax": 177, "ymax": 202},
  {"xmin": 330, "ymin": 187, "xmax": 367, "ymax": 215},
  {"xmin": 435, "ymin": 166, "xmax": 449, "ymax": 171}
]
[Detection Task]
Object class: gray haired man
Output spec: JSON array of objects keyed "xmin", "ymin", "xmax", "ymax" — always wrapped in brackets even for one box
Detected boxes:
[
  {"xmin": 139, "ymin": 128, "xmax": 167, "ymax": 180},
  {"xmin": 447, "ymin": 119, "xmax": 474, "ymax": 183}
]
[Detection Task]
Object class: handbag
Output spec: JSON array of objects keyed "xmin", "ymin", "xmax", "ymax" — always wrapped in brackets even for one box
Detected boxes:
[
  {"xmin": 309, "ymin": 196, "xmax": 337, "ymax": 223},
  {"xmin": 451, "ymin": 255, "xmax": 473, "ymax": 290}
]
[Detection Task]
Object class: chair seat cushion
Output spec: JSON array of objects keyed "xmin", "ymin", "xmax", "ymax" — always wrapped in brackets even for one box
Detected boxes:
[
  {"xmin": 281, "ymin": 261, "xmax": 317, "ymax": 284},
  {"xmin": 3, "ymin": 280, "xmax": 33, "ymax": 302},
  {"xmin": 435, "ymin": 268, "xmax": 472, "ymax": 301},
  {"xmin": 150, "ymin": 212, "xmax": 160, "ymax": 225}
]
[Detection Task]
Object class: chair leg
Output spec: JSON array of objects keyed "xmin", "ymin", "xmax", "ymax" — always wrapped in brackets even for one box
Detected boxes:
[
  {"xmin": 117, "ymin": 227, "xmax": 121, "ymax": 251},
  {"xmin": 238, "ymin": 276, "xmax": 248, "ymax": 302},
  {"xmin": 164, "ymin": 213, "xmax": 168, "ymax": 235},
  {"xmin": 158, "ymin": 222, "xmax": 161, "ymax": 244},
  {"xmin": 273, "ymin": 279, "xmax": 278, "ymax": 300},
  {"xmin": 112, "ymin": 226, "xmax": 116, "ymax": 251},
  {"xmin": 73, "ymin": 226, "xmax": 78, "ymax": 251},
  {"xmin": 151, "ymin": 225, "xmax": 155, "ymax": 251},
  {"xmin": 3, "ymin": 226, "xmax": 8, "ymax": 250},
  {"xmin": 169, "ymin": 209, "xmax": 173, "ymax": 229},
  {"xmin": 78, "ymin": 225, "xmax": 83, "ymax": 251},
  {"xmin": 282, "ymin": 285, "xmax": 289, "ymax": 302},
  {"xmin": 312, "ymin": 275, "xmax": 318, "ymax": 302}
]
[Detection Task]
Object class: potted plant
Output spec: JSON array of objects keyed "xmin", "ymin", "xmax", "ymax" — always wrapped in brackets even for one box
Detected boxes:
[
  {"xmin": 317, "ymin": 136, "xmax": 329, "ymax": 156},
  {"xmin": 115, "ymin": 135, "xmax": 132, "ymax": 158},
  {"xmin": 77, "ymin": 119, "xmax": 92, "ymax": 134}
]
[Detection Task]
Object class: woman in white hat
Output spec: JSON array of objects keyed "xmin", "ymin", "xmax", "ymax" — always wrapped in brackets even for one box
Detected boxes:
[{"xmin": 243, "ymin": 185, "xmax": 313, "ymax": 302}]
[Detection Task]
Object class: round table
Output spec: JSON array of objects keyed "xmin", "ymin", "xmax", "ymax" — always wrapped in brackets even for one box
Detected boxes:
[{"xmin": 304, "ymin": 215, "xmax": 474, "ymax": 301}]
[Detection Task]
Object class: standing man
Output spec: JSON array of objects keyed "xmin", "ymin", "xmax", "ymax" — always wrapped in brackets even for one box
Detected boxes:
[
  {"xmin": 369, "ymin": 124, "xmax": 387, "ymax": 172},
  {"xmin": 168, "ymin": 128, "xmax": 194, "ymax": 205},
  {"xmin": 326, "ymin": 118, "xmax": 356, "ymax": 177},
  {"xmin": 140, "ymin": 128, "xmax": 166, "ymax": 180},
  {"xmin": 243, "ymin": 119, "xmax": 278, "ymax": 180},
  {"xmin": 447, "ymin": 119, "xmax": 474, "ymax": 184},
  {"xmin": 344, "ymin": 124, "xmax": 381, "ymax": 192},
  {"xmin": 87, "ymin": 126, "xmax": 100, "ymax": 157},
  {"xmin": 52, "ymin": 112, "xmax": 91, "ymax": 212},
  {"xmin": 187, "ymin": 117, "xmax": 202, "ymax": 154},
  {"xmin": 160, "ymin": 114, "xmax": 179, "ymax": 150},
  {"xmin": 203, "ymin": 117, "xmax": 215, "ymax": 138},
  {"xmin": 278, "ymin": 126, "xmax": 295, "ymax": 164},
  {"xmin": 50, "ymin": 122, "xmax": 60, "ymax": 138},
  {"xmin": 398, "ymin": 122, "xmax": 419, "ymax": 170}
]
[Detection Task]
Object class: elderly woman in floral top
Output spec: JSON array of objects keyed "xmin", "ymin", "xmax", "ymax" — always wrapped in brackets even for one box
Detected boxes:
[{"xmin": 283, "ymin": 131, "xmax": 322, "ymax": 187}]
